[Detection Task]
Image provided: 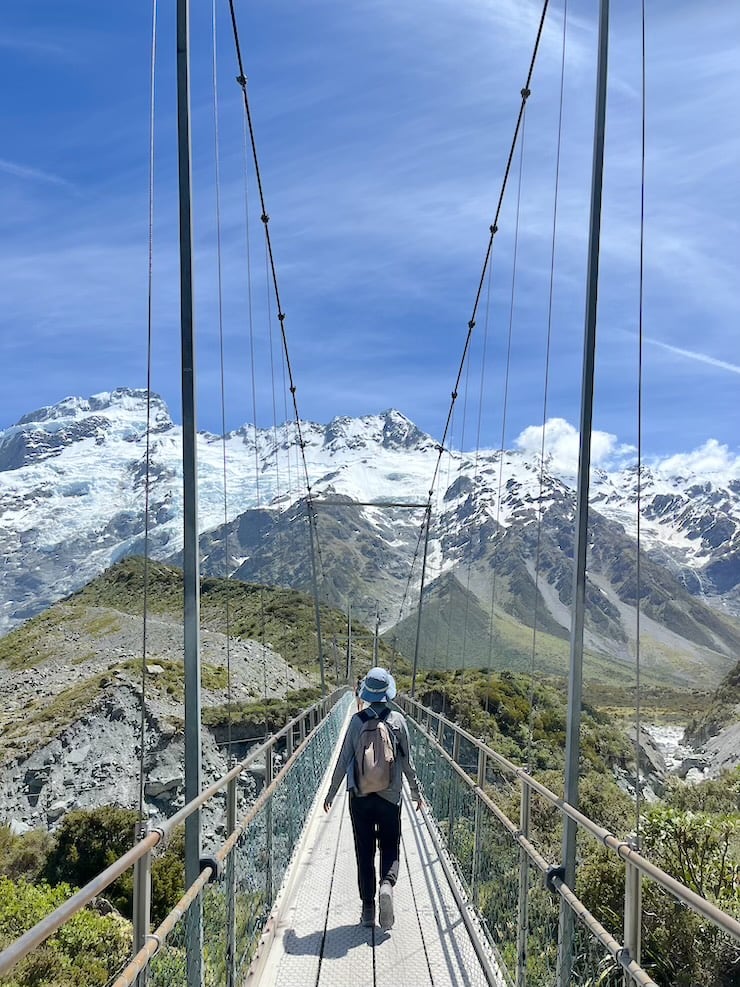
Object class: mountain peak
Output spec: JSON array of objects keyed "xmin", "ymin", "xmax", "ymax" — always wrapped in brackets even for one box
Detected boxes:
[
  {"xmin": 322, "ymin": 409, "xmax": 433, "ymax": 453},
  {"xmin": 16, "ymin": 388, "xmax": 172, "ymax": 428}
]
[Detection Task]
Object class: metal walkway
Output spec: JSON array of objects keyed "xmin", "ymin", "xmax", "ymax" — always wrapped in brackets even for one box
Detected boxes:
[{"xmin": 252, "ymin": 741, "xmax": 502, "ymax": 986}]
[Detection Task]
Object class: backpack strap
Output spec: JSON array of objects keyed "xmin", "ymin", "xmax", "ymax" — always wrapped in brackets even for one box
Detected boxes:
[{"xmin": 358, "ymin": 709, "xmax": 372, "ymax": 723}]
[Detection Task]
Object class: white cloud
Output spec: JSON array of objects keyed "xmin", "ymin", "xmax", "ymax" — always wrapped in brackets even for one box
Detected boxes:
[
  {"xmin": 514, "ymin": 417, "xmax": 633, "ymax": 475},
  {"xmin": 654, "ymin": 440, "xmax": 740, "ymax": 481}
]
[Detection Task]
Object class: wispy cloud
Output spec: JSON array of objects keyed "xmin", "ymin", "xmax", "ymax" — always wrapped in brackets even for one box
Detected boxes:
[
  {"xmin": 0, "ymin": 36, "xmax": 70, "ymax": 59},
  {"xmin": 0, "ymin": 158, "xmax": 75, "ymax": 192},
  {"xmin": 645, "ymin": 337, "xmax": 740, "ymax": 377}
]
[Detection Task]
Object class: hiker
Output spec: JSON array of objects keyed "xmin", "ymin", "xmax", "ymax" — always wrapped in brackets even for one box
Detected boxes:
[
  {"xmin": 323, "ymin": 667, "xmax": 422, "ymax": 930},
  {"xmin": 355, "ymin": 674, "xmax": 363, "ymax": 710}
]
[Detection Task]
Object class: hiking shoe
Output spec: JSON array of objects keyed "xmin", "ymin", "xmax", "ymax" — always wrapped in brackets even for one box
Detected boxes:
[
  {"xmin": 378, "ymin": 881, "xmax": 394, "ymax": 930},
  {"xmin": 360, "ymin": 904, "xmax": 375, "ymax": 927}
]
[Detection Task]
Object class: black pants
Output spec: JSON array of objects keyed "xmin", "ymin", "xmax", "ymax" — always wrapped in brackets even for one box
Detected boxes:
[{"xmin": 349, "ymin": 792, "xmax": 401, "ymax": 906}]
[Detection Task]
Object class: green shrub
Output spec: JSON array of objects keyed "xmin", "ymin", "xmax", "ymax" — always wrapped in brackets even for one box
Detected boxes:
[
  {"xmin": 0, "ymin": 826, "xmax": 52, "ymax": 882},
  {"xmin": 0, "ymin": 876, "xmax": 130, "ymax": 987},
  {"xmin": 42, "ymin": 806, "xmax": 138, "ymax": 917}
]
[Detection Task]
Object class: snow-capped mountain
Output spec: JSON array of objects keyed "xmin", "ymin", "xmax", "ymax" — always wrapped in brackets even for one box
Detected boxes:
[{"xmin": 2, "ymin": 388, "xmax": 740, "ymax": 688}]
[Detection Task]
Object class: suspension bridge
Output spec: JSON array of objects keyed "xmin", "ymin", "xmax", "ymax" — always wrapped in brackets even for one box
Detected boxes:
[
  {"xmin": 1, "ymin": 0, "xmax": 739, "ymax": 985},
  {"xmin": 1, "ymin": 690, "xmax": 738, "ymax": 986}
]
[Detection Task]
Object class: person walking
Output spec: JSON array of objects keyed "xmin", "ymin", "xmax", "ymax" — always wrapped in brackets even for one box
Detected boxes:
[{"xmin": 323, "ymin": 667, "xmax": 422, "ymax": 930}]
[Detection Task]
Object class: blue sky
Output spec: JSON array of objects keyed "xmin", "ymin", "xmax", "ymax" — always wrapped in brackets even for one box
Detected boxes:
[{"xmin": 1, "ymin": 1, "xmax": 738, "ymax": 468}]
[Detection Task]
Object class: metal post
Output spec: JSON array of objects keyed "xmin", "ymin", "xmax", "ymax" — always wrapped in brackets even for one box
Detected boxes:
[
  {"xmin": 226, "ymin": 778, "xmax": 237, "ymax": 987},
  {"xmin": 305, "ymin": 505, "xmax": 326, "ymax": 695},
  {"xmin": 331, "ymin": 636, "xmax": 340, "ymax": 683},
  {"xmin": 517, "ymin": 781, "xmax": 531, "ymax": 987},
  {"xmin": 132, "ymin": 824, "xmax": 151, "ymax": 987},
  {"xmin": 622, "ymin": 840, "xmax": 642, "ymax": 986},
  {"xmin": 557, "ymin": 2, "xmax": 610, "ymax": 984},
  {"xmin": 346, "ymin": 601, "xmax": 352, "ymax": 681},
  {"xmin": 265, "ymin": 743, "xmax": 274, "ymax": 906},
  {"xmin": 411, "ymin": 507, "xmax": 432, "ymax": 697},
  {"xmin": 176, "ymin": 0, "xmax": 203, "ymax": 983},
  {"xmin": 373, "ymin": 604, "xmax": 380, "ymax": 665},
  {"xmin": 452, "ymin": 730, "xmax": 461, "ymax": 765},
  {"xmin": 286, "ymin": 723, "xmax": 294, "ymax": 759},
  {"xmin": 471, "ymin": 750, "xmax": 486, "ymax": 905}
]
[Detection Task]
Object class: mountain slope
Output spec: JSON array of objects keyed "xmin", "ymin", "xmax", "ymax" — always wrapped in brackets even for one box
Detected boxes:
[
  {"xmin": 0, "ymin": 558, "xmax": 389, "ymax": 830},
  {"xmin": 2, "ymin": 389, "xmax": 740, "ymax": 691}
]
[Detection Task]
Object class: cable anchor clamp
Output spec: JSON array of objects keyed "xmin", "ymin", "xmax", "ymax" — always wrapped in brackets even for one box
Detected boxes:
[
  {"xmin": 490, "ymin": 223, "xmax": 498, "ymax": 236},
  {"xmin": 545, "ymin": 864, "xmax": 565, "ymax": 895},
  {"xmin": 468, "ymin": 319, "xmax": 475, "ymax": 330},
  {"xmin": 236, "ymin": 74, "xmax": 247, "ymax": 89},
  {"xmin": 261, "ymin": 213, "xmax": 270, "ymax": 224},
  {"xmin": 200, "ymin": 856, "xmax": 223, "ymax": 884},
  {"xmin": 521, "ymin": 87, "xmax": 531, "ymax": 100}
]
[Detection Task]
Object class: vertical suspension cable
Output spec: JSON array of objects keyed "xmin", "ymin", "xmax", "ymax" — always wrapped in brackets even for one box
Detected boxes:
[
  {"xmin": 457, "ymin": 340, "xmax": 474, "ymax": 679},
  {"xmin": 227, "ymin": 0, "xmax": 328, "ymax": 692},
  {"xmin": 264, "ymin": 240, "xmax": 281, "ymax": 504},
  {"xmin": 634, "ymin": 0, "xmax": 647, "ymax": 845},
  {"xmin": 394, "ymin": 0, "xmax": 550, "ymax": 706},
  {"xmin": 485, "ymin": 109, "xmax": 528, "ymax": 712},
  {"xmin": 138, "ymin": 0, "xmax": 158, "ymax": 826},
  {"xmin": 281, "ymin": 346, "xmax": 293, "ymax": 501},
  {"xmin": 526, "ymin": 0, "xmax": 568, "ymax": 772},
  {"xmin": 241, "ymin": 102, "xmax": 269, "ymax": 714},
  {"xmin": 211, "ymin": 0, "xmax": 234, "ymax": 759},
  {"xmin": 442, "ymin": 411, "xmax": 456, "ymax": 687}
]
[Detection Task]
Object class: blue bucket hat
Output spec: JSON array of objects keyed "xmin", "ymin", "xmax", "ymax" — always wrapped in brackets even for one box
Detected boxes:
[{"xmin": 360, "ymin": 667, "xmax": 396, "ymax": 703}]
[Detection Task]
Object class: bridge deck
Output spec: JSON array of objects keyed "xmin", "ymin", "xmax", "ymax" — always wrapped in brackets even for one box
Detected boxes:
[{"xmin": 253, "ymin": 751, "xmax": 503, "ymax": 986}]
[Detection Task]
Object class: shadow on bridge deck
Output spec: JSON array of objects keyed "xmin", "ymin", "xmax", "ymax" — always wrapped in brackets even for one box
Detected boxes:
[{"xmin": 252, "ymin": 759, "xmax": 504, "ymax": 985}]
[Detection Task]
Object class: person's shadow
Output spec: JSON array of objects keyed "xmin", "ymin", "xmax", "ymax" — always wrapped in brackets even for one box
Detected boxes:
[{"xmin": 282, "ymin": 923, "xmax": 390, "ymax": 958}]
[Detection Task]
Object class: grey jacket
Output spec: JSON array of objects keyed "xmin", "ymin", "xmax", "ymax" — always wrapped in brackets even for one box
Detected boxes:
[{"xmin": 326, "ymin": 703, "xmax": 421, "ymax": 806}]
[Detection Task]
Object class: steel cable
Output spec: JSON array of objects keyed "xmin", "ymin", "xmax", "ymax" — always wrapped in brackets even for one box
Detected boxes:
[
  {"xmin": 634, "ymin": 0, "xmax": 647, "ymax": 846},
  {"xmin": 404, "ymin": 0, "xmax": 551, "ymax": 674},
  {"xmin": 525, "ymin": 0, "xmax": 569, "ymax": 772},
  {"xmin": 137, "ymin": 0, "xmax": 158, "ymax": 827},
  {"xmin": 211, "ymin": 0, "xmax": 234, "ymax": 758}
]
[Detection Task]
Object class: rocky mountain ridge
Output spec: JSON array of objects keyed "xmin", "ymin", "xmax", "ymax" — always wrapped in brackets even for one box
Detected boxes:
[{"xmin": 2, "ymin": 389, "xmax": 740, "ymax": 690}]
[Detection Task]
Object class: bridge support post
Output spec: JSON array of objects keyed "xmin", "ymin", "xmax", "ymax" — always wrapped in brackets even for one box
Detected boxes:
[
  {"xmin": 516, "ymin": 781, "xmax": 531, "ymax": 987},
  {"xmin": 132, "ymin": 822, "xmax": 151, "ymax": 987},
  {"xmin": 557, "ymin": 0, "xmax": 610, "ymax": 983},
  {"xmin": 265, "ymin": 744, "xmax": 275, "ymax": 906},
  {"xmin": 286, "ymin": 722, "xmax": 294, "ymax": 759},
  {"xmin": 622, "ymin": 841, "xmax": 642, "ymax": 986},
  {"xmin": 471, "ymin": 750, "xmax": 487, "ymax": 905},
  {"xmin": 226, "ymin": 778, "xmax": 237, "ymax": 987}
]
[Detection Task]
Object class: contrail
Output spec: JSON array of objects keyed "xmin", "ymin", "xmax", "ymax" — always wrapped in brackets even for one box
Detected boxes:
[
  {"xmin": 0, "ymin": 158, "xmax": 74, "ymax": 190},
  {"xmin": 645, "ymin": 336, "xmax": 740, "ymax": 376}
]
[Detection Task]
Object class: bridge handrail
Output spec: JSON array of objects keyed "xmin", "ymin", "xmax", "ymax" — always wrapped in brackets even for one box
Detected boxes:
[
  {"xmin": 400, "ymin": 694, "xmax": 740, "ymax": 944},
  {"xmin": 111, "ymin": 688, "xmax": 351, "ymax": 985},
  {"xmin": 0, "ymin": 686, "xmax": 350, "ymax": 978}
]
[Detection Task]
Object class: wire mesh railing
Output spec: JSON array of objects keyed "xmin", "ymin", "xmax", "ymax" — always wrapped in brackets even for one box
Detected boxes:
[
  {"xmin": 0, "ymin": 687, "xmax": 352, "ymax": 986},
  {"xmin": 401, "ymin": 695, "xmax": 740, "ymax": 987}
]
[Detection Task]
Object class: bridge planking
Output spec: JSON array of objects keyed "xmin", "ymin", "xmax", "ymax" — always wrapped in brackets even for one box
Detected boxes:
[{"xmin": 253, "ymin": 726, "xmax": 500, "ymax": 986}]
